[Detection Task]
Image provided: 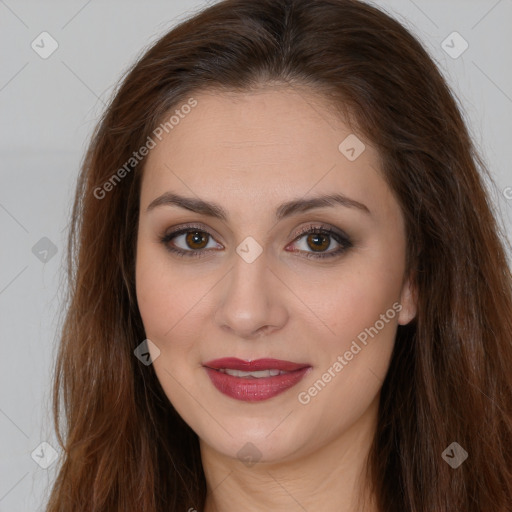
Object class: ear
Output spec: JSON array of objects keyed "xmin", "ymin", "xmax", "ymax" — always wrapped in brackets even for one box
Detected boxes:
[{"xmin": 397, "ymin": 273, "xmax": 417, "ymax": 325}]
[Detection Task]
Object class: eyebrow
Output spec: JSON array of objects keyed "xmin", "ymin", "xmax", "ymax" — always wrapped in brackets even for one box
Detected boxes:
[{"xmin": 146, "ymin": 191, "xmax": 371, "ymax": 220}]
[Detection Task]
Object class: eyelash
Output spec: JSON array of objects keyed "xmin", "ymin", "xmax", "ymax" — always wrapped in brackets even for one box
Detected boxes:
[{"xmin": 159, "ymin": 222, "xmax": 353, "ymax": 260}]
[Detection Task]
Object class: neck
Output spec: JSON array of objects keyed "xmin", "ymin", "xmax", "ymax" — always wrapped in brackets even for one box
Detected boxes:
[{"xmin": 200, "ymin": 394, "xmax": 380, "ymax": 512}]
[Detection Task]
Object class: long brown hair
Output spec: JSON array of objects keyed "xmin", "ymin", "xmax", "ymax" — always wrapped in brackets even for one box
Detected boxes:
[{"xmin": 46, "ymin": 0, "xmax": 512, "ymax": 510}]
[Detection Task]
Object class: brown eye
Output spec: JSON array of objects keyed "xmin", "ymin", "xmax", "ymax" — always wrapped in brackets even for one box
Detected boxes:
[
  {"xmin": 288, "ymin": 225, "xmax": 353, "ymax": 260},
  {"xmin": 160, "ymin": 225, "xmax": 222, "ymax": 258},
  {"xmin": 305, "ymin": 232, "xmax": 331, "ymax": 252},
  {"xmin": 161, "ymin": 223, "xmax": 352, "ymax": 260},
  {"xmin": 184, "ymin": 231, "xmax": 209, "ymax": 250}
]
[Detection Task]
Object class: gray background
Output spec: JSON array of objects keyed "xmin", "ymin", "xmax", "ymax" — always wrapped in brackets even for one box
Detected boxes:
[{"xmin": 1, "ymin": 0, "xmax": 511, "ymax": 510}]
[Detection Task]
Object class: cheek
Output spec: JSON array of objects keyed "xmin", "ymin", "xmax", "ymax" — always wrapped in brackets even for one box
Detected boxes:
[
  {"xmin": 294, "ymin": 247, "xmax": 404, "ymax": 417},
  {"xmin": 135, "ymin": 236, "xmax": 216, "ymax": 360},
  {"xmin": 136, "ymin": 243, "xmax": 167, "ymax": 336},
  {"xmin": 305, "ymin": 254, "xmax": 405, "ymax": 349},
  {"xmin": 135, "ymin": 239, "xmax": 188, "ymax": 344},
  {"xmin": 296, "ymin": 264, "xmax": 401, "ymax": 431}
]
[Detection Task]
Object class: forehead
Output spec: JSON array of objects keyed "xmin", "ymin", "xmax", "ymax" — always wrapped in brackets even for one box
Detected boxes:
[
  {"xmin": 140, "ymin": 87, "xmax": 396, "ymax": 221},
  {"xmin": 147, "ymin": 86, "xmax": 362, "ymax": 166}
]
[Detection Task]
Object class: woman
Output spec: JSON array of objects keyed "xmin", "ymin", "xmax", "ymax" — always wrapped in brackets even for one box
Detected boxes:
[{"xmin": 46, "ymin": 0, "xmax": 512, "ymax": 511}]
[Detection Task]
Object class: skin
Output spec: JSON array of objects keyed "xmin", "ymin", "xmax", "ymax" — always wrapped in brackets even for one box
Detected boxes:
[{"xmin": 135, "ymin": 85, "xmax": 417, "ymax": 512}]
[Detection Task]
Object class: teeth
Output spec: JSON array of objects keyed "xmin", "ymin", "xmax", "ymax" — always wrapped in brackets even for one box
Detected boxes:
[{"xmin": 219, "ymin": 369, "xmax": 287, "ymax": 378}]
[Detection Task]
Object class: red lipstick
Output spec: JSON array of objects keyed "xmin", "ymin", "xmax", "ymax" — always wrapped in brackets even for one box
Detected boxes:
[{"xmin": 203, "ymin": 357, "xmax": 312, "ymax": 402}]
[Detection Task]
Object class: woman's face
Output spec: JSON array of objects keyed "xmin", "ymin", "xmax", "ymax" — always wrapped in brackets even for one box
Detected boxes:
[{"xmin": 135, "ymin": 86, "xmax": 416, "ymax": 463}]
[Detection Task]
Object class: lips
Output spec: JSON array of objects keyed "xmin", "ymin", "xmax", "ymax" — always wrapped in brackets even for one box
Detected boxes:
[
  {"xmin": 203, "ymin": 357, "xmax": 309, "ymax": 372},
  {"xmin": 203, "ymin": 357, "xmax": 312, "ymax": 402}
]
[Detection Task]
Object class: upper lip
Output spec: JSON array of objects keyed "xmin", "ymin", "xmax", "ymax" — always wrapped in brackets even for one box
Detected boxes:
[{"xmin": 203, "ymin": 357, "xmax": 310, "ymax": 372}]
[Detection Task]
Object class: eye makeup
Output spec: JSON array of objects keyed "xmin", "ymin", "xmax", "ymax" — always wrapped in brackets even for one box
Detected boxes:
[{"xmin": 159, "ymin": 222, "xmax": 353, "ymax": 260}]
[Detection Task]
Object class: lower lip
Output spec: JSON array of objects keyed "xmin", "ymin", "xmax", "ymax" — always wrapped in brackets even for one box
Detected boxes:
[{"xmin": 204, "ymin": 367, "xmax": 311, "ymax": 402}]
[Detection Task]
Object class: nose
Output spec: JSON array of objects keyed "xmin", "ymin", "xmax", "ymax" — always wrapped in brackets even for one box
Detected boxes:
[{"xmin": 214, "ymin": 249, "xmax": 288, "ymax": 340}]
